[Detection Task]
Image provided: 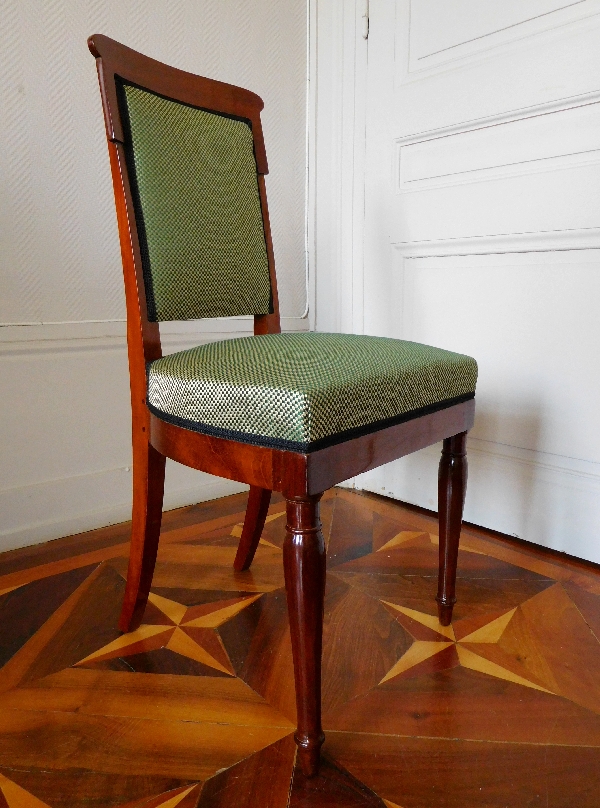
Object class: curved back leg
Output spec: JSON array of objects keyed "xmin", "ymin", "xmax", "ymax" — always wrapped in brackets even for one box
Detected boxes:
[
  {"xmin": 234, "ymin": 486, "xmax": 272, "ymax": 571},
  {"xmin": 119, "ymin": 438, "xmax": 166, "ymax": 632}
]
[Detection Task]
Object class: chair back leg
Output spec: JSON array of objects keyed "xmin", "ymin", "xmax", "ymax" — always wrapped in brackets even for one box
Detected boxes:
[
  {"xmin": 436, "ymin": 431, "xmax": 468, "ymax": 626},
  {"xmin": 283, "ymin": 493, "xmax": 326, "ymax": 777},
  {"xmin": 119, "ymin": 438, "xmax": 166, "ymax": 632},
  {"xmin": 233, "ymin": 486, "xmax": 272, "ymax": 571}
]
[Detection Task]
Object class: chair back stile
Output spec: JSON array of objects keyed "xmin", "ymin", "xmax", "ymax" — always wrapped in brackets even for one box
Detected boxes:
[
  {"xmin": 88, "ymin": 35, "xmax": 281, "ymax": 426},
  {"xmin": 106, "ymin": 128, "xmax": 162, "ymax": 442},
  {"xmin": 253, "ymin": 174, "xmax": 281, "ymax": 336}
]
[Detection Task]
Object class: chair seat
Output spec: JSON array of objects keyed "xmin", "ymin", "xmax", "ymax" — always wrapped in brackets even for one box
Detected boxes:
[{"xmin": 147, "ymin": 332, "xmax": 478, "ymax": 452}]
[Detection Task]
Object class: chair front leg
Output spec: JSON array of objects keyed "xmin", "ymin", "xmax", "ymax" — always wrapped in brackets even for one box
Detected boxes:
[
  {"xmin": 436, "ymin": 431, "xmax": 468, "ymax": 626},
  {"xmin": 119, "ymin": 436, "xmax": 166, "ymax": 633},
  {"xmin": 283, "ymin": 493, "xmax": 326, "ymax": 778},
  {"xmin": 234, "ymin": 486, "xmax": 272, "ymax": 571}
]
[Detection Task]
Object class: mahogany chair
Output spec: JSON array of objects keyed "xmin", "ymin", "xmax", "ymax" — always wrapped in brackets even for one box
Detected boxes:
[{"xmin": 88, "ymin": 34, "xmax": 477, "ymax": 777}]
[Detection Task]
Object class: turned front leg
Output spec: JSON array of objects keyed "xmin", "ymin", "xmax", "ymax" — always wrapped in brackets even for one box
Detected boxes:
[
  {"xmin": 436, "ymin": 432, "xmax": 468, "ymax": 626},
  {"xmin": 283, "ymin": 494, "xmax": 326, "ymax": 777}
]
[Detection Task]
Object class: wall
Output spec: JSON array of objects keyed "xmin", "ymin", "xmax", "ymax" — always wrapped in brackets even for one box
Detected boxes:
[
  {"xmin": 0, "ymin": 0, "xmax": 308, "ymax": 551},
  {"xmin": 311, "ymin": 0, "xmax": 600, "ymax": 565}
]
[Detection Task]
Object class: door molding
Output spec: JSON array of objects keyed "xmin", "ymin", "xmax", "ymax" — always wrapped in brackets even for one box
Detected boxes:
[
  {"xmin": 310, "ymin": 0, "xmax": 368, "ymax": 334},
  {"xmin": 398, "ymin": 0, "xmax": 600, "ymax": 80},
  {"xmin": 393, "ymin": 227, "xmax": 600, "ymax": 257},
  {"xmin": 395, "ymin": 90, "xmax": 600, "ymax": 193}
]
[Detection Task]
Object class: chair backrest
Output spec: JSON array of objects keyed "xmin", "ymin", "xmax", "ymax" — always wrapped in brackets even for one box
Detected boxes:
[
  {"xmin": 119, "ymin": 81, "xmax": 273, "ymax": 322},
  {"xmin": 88, "ymin": 35, "xmax": 280, "ymax": 355}
]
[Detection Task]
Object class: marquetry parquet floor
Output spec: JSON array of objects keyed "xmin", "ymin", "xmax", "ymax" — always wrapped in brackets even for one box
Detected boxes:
[{"xmin": 1, "ymin": 488, "xmax": 600, "ymax": 808}]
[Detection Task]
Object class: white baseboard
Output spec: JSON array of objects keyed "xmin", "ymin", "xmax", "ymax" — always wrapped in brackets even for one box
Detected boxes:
[
  {"xmin": 0, "ymin": 461, "xmax": 247, "ymax": 554},
  {"xmin": 349, "ymin": 437, "xmax": 600, "ymax": 566}
]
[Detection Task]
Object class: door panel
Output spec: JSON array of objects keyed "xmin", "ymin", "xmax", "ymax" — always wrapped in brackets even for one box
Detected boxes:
[
  {"xmin": 357, "ymin": 0, "xmax": 600, "ymax": 562},
  {"xmin": 408, "ymin": 0, "xmax": 599, "ymax": 72}
]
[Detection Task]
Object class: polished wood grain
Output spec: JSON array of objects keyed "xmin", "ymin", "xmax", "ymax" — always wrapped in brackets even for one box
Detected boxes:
[
  {"xmin": 88, "ymin": 34, "xmax": 477, "ymax": 773},
  {"xmin": 0, "ymin": 566, "xmax": 96, "ymax": 669},
  {"xmin": 0, "ymin": 707, "xmax": 288, "ymax": 782},
  {"xmin": 288, "ymin": 755, "xmax": 386, "ymax": 807},
  {"xmin": 325, "ymin": 731, "xmax": 600, "ymax": 808},
  {"xmin": 1, "ymin": 489, "xmax": 600, "ymax": 807},
  {"xmin": 87, "ymin": 34, "xmax": 269, "ymax": 171},
  {"xmin": 0, "ymin": 669, "xmax": 293, "ymax": 729},
  {"xmin": 120, "ymin": 442, "xmax": 166, "ymax": 632},
  {"xmin": 196, "ymin": 734, "xmax": 296, "ymax": 808},
  {"xmin": 323, "ymin": 586, "xmax": 413, "ymax": 711},
  {"xmin": 90, "ymin": 33, "xmax": 282, "ymax": 642},
  {"xmin": 283, "ymin": 496, "xmax": 326, "ymax": 776},
  {"xmin": 150, "ymin": 402, "xmax": 475, "ymax": 498},
  {"xmin": 305, "ymin": 401, "xmax": 474, "ymax": 495},
  {"xmin": 234, "ymin": 487, "xmax": 272, "ymax": 572},
  {"xmin": 0, "ymin": 565, "xmax": 107, "ymax": 696}
]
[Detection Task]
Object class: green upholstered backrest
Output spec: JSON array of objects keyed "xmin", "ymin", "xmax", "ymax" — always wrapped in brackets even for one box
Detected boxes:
[{"xmin": 119, "ymin": 83, "xmax": 272, "ymax": 322}]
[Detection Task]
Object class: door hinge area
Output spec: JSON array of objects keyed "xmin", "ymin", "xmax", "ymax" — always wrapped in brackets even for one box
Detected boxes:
[{"xmin": 362, "ymin": 0, "xmax": 369, "ymax": 39}]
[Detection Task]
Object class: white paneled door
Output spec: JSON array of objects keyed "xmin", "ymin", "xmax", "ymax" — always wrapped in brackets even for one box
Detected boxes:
[{"xmin": 353, "ymin": 0, "xmax": 600, "ymax": 563}]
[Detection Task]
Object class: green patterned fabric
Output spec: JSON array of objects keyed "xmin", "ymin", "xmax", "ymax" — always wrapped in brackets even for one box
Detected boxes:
[
  {"xmin": 147, "ymin": 333, "xmax": 478, "ymax": 451},
  {"xmin": 120, "ymin": 83, "xmax": 272, "ymax": 321}
]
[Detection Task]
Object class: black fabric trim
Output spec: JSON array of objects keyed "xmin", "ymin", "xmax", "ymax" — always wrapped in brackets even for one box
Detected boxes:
[
  {"xmin": 117, "ymin": 77, "xmax": 256, "ymax": 127},
  {"xmin": 147, "ymin": 392, "xmax": 475, "ymax": 454},
  {"xmin": 116, "ymin": 79, "xmax": 159, "ymax": 322}
]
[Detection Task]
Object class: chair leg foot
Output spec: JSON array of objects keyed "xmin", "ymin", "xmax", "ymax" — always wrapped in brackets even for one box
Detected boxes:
[
  {"xmin": 436, "ymin": 599, "xmax": 455, "ymax": 627},
  {"xmin": 233, "ymin": 486, "xmax": 272, "ymax": 571},
  {"xmin": 296, "ymin": 732, "xmax": 326, "ymax": 777},
  {"xmin": 283, "ymin": 494, "xmax": 326, "ymax": 779},
  {"xmin": 119, "ymin": 439, "xmax": 166, "ymax": 633},
  {"xmin": 436, "ymin": 432, "xmax": 468, "ymax": 628}
]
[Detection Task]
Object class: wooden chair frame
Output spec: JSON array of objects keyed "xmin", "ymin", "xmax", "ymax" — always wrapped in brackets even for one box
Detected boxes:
[{"xmin": 88, "ymin": 34, "xmax": 474, "ymax": 777}]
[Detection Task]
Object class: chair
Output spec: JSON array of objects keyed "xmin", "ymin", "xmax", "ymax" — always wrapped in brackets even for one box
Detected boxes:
[{"xmin": 88, "ymin": 34, "xmax": 477, "ymax": 777}]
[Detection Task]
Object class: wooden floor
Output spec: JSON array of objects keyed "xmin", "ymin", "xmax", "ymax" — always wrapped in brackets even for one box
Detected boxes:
[{"xmin": 0, "ymin": 489, "xmax": 599, "ymax": 807}]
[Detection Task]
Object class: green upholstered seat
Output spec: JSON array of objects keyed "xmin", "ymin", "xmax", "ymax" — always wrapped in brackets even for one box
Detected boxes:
[
  {"xmin": 119, "ymin": 83, "xmax": 272, "ymax": 321},
  {"xmin": 147, "ymin": 333, "xmax": 478, "ymax": 452}
]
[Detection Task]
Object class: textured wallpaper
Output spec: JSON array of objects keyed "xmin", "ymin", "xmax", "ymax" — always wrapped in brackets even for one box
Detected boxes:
[{"xmin": 0, "ymin": 0, "xmax": 307, "ymax": 323}]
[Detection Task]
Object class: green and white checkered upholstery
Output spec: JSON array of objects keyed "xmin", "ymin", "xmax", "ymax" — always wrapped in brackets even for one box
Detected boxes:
[
  {"xmin": 147, "ymin": 333, "xmax": 478, "ymax": 452},
  {"xmin": 119, "ymin": 83, "xmax": 272, "ymax": 321}
]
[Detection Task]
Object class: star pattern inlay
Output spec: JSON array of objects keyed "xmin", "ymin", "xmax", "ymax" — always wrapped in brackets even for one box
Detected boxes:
[
  {"xmin": 380, "ymin": 601, "xmax": 554, "ymax": 693},
  {"xmin": 1, "ymin": 489, "xmax": 600, "ymax": 808},
  {"xmin": 75, "ymin": 591, "xmax": 262, "ymax": 674},
  {"xmin": 0, "ymin": 772, "xmax": 51, "ymax": 808}
]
